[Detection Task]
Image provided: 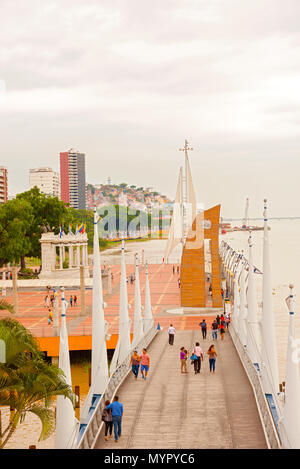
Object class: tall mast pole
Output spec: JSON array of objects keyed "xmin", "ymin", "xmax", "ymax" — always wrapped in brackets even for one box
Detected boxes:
[
  {"xmin": 180, "ymin": 166, "xmax": 184, "ymax": 244},
  {"xmin": 179, "ymin": 139, "xmax": 193, "ymax": 241}
]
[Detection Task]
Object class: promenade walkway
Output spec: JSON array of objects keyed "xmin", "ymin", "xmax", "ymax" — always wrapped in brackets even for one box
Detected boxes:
[{"xmin": 95, "ymin": 329, "xmax": 267, "ymax": 449}]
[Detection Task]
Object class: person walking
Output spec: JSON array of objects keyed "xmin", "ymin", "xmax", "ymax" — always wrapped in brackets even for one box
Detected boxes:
[
  {"xmin": 168, "ymin": 324, "xmax": 176, "ymax": 345},
  {"xmin": 44, "ymin": 295, "xmax": 49, "ymax": 308},
  {"xmin": 172, "ymin": 266, "xmax": 175, "ymax": 275},
  {"xmin": 70, "ymin": 295, "xmax": 73, "ymax": 307},
  {"xmin": 177, "ymin": 266, "xmax": 180, "ymax": 275},
  {"xmin": 130, "ymin": 350, "xmax": 141, "ymax": 379},
  {"xmin": 50, "ymin": 294, "xmax": 54, "ymax": 307},
  {"xmin": 102, "ymin": 400, "xmax": 113, "ymax": 441},
  {"xmin": 207, "ymin": 345, "xmax": 218, "ymax": 373},
  {"xmin": 48, "ymin": 308, "xmax": 53, "ymax": 325},
  {"xmin": 211, "ymin": 320, "xmax": 218, "ymax": 340},
  {"xmin": 105, "ymin": 396, "xmax": 123, "ymax": 442},
  {"xmin": 180, "ymin": 347, "xmax": 188, "ymax": 374},
  {"xmin": 193, "ymin": 342, "xmax": 204, "ymax": 374},
  {"xmin": 216, "ymin": 314, "xmax": 220, "ymax": 326},
  {"xmin": 140, "ymin": 348, "xmax": 150, "ymax": 380},
  {"xmin": 225, "ymin": 314, "xmax": 230, "ymax": 329},
  {"xmin": 199, "ymin": 319, "xmax": 207, "ymax": 339},
  {"xmin": 74, "ymin": 295, "xmax": 77, "ymax": 306},
  {"xmin": 178, "ymin": 278, "xmax": 181, "ymax": 288},
  {"xmin": 220, "ymin": 320, "xmax": 225, "ymax": 340}
]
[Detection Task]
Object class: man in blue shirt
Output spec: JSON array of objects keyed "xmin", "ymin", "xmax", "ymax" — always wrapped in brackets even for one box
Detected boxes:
[{"xmin": 105, "ymin": 395, "xmax": 123, "ymax": 442}]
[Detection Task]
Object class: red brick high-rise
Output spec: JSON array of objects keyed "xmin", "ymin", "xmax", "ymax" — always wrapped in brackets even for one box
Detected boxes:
[{"xmin": 60, "ymin": 149, "xmax": 86, "ymax": 209}]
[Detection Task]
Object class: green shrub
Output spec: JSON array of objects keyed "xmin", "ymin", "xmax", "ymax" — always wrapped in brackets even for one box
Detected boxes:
[{"xmin": 18, "ymin": 268, "xmax": 36, "ymax": 279}]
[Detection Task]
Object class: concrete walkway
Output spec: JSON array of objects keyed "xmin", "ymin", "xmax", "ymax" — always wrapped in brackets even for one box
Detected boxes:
[{"xmin": 95, "ymin": 329, "xmax": 267, "ymax": 449}]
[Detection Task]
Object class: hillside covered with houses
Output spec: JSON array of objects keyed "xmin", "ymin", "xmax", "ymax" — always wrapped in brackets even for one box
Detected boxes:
[{"xmin": 86, "ymin": 182, "xmax": 173, "ymax": 212}]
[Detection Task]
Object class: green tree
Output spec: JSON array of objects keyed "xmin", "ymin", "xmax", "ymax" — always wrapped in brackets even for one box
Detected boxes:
[
  {"xmin": 15, "ymin": 187, "xmax": 70, "ymax": 267},
  {"xmin": 0, "ymin": 300, "xmax": 14, "ymax": 315},
  {"xmin": 0, "ymin": 318, "xmax": 74, "ymax": 449},
  {"xmin": 0, "ymin": 198, "xmax": 34, "ymax": 266}
]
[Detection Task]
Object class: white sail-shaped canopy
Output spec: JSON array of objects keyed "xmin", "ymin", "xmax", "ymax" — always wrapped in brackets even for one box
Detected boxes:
[
  {"xmin": 186, "ymin": 153, "xmax": 197, "ymax": 231},
  {"xmin": 164, "ymin": 167, "xmax": 183, "ymax": 260},
  {"xmin": 164, "ymin": 139, "xmax": 203, "ymax": 259},
  {"xmin": 185, "ymin": 154, "xmax": 204, "ymax": 250}
]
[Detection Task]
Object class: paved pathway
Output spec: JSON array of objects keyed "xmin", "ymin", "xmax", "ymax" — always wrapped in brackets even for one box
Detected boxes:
[{"xmin": 95, "ymin": 329, "xmax": 267, "ymax": 449}]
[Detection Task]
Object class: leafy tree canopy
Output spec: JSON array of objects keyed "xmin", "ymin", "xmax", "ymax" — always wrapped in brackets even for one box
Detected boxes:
[
  {"xmin": 0, "ymin": 198, "xmax": 34, "ymax": 265},
  {"xmin": 14, "ymin": 187, "xmax": 70, "ymax": 263}
]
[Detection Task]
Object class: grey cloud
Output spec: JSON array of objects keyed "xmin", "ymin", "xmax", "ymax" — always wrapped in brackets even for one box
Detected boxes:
[{"xmin": 1, "ymin": 0, "xmax": 300, "ymax": 216}]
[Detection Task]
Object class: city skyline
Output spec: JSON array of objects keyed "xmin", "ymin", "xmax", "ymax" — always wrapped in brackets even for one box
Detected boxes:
[{"xmin": 1, "ymin": 0, "xmax": 300, "ymax": 218}]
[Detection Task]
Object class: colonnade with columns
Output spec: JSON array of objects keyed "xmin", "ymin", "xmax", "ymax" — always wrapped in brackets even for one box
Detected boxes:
[
  {"xmin": 39, "ymin": 232, "xmax": 89, "ymax": 279},
  {"xmin": 55, "ymin": 242, "xmax": 88, "ymax": 270}
]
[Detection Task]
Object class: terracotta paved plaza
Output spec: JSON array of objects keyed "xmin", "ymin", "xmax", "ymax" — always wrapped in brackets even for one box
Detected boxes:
[{"xmin": 0, "ymin": 264, "xmax": 217, "ymax": 355}]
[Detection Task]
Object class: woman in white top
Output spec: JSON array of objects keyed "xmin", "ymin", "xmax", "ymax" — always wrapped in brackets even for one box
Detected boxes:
[{"xmin": 193, "ymin": 342, "xmax": 204, "ymax": 374}]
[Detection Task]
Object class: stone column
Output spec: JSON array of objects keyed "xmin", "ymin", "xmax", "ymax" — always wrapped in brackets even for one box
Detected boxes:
[
  {"xmin": 82, "ymin": 245, "xmax": 85, "ymax": 266},
  {"xmin": 59, "ymin": 245, "xmax": 63, "ymax": 270},
  {"xmin": 62, "ymin": 245, "xmax": 66, "ymax": 262},
  {"xmin": 69, "ymin": 244, "xmax": 73, "ymax": 268},
  {"xmin": 53, "ymin": 245, "xmax": 57, "ymax": 270},
  {"xmin": 80, "ymin": 266, "xmax": 85, "ymax": 316},
  {"xmin": 85, "ymin": 244, "xmax": 88, "ymax": 266},
  {"xmin": 76, "ymin": 246, "xmax": 80, "ymax": 267},
  {"xmin": 79, "ymin": 244, "xmax": 83, "ymax": 266},
  {"xmin": 12, "ymin": 266, "xmax": 18, "ymax": 315}
]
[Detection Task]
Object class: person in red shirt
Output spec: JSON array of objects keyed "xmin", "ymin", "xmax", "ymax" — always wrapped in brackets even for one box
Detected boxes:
[{"xmin": 140, "ymin": 348, "xmax": 150, "ymax": 380}]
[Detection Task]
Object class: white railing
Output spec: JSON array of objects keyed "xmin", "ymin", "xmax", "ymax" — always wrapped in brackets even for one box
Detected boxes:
[
  {"xmin": 77, "ymin": 323, "xmax": 158, "ymax": 449},
  {"xmin": 229, "ymin": 326, "xmax": 281, "ymax": 449}
]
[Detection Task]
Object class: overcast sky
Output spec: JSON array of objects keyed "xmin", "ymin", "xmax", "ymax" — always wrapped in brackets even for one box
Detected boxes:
[{"xmin": 0, "ymin": 0, "xmax": 300, "ymax": 217}]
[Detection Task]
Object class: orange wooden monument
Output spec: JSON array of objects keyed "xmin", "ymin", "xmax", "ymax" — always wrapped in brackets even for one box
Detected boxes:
[{"xmin": 180, "ymin": 204, "xmax": 222, "ymax": 308}]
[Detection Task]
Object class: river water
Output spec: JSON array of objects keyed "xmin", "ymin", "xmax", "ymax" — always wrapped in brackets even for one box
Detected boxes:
[
  {"xmin": 3, "ymin": 220, "xmax": 299, "ymax": 448},
  {"xmin": 222, "ymin": 219, "xmax": 300, "ymax": 382}
]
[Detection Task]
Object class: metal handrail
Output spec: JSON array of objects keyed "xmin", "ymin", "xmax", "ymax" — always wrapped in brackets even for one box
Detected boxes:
[
  {"xmin": 77, "ymin": 323, "xmax": 158, "ymax": 449},
  {"xmin": 229, "ymin": 326, "xmax": 281, "ymax": 449}
]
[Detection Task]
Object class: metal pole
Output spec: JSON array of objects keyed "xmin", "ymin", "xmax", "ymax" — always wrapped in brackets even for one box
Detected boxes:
[
  {"xmin": 80, "ymin": 266, "xmax": 85, "ymax": 316},
  {"xmin": 12, "ymin": 266, "xmax": 18, "ymax": 315},
  {"xmin": 53, "ymin": 287, "xmax": 59, "ymax": 337}
]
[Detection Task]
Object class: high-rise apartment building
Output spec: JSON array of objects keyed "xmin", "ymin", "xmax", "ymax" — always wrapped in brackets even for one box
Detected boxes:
[
  {"xmin": 0, "ymin": 167, "xmax": 8, "ymax": 204},
  {"xmin": 60, "ymin": 149, "xmax": 86, "ymax": 210},
  {"xmin": 29, "ymin": 167, "xmax": 60, "ymax": 198}
]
